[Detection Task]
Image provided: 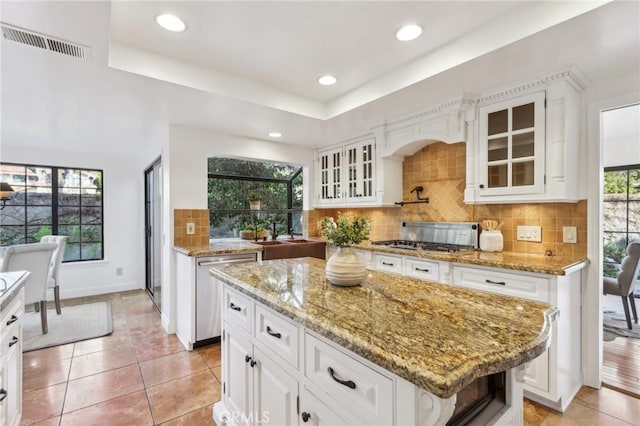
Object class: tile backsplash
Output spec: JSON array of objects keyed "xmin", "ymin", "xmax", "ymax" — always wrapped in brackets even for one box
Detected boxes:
[
  {"xmin": 309, "ymin": 141, "xmax": 587, "ymax": 258},
  {"xmin": 174, "ymin": 209, "xmax": 210, "ymax": 247}
]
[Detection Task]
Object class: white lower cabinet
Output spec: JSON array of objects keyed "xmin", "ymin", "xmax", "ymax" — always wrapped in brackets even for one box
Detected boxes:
[
  {"xmin": 452, "ymin": 264, "xmax": 582, "ymax": 411},
  {"xmin": 222, "ymin": 322, "xmax": 298, "ymax": 426},
  {"xmin": 0, "ymin": 288, "xmax": 24, "ymax": 426},
  {"xmin": 374, "ymin": 253, "xmax": 403, "ymax": 275},
  {"xmin": 298, "ymin": 387, "xmax": 354, "ymax": 426}
]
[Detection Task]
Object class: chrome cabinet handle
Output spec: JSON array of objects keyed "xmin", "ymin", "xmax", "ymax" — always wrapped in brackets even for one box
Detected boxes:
[
  {"xmin": 6, "ymin": 314, "xmax": 18, "ymax": 326},
  {"xmin": 8, "ymin": 336, "xmax": 18, "ymax": 348},
  {"xmin": 229, "ymin": 302, "xmax": 242, "ymax": 312},
  {"xmin": 485, "ymin": 279, "xmax": 506, "ymax": 286},
  {"xmin": 266, "ymin": 326, "xmax": 281, "ymax": 339},
  {"xmin": 327, "ymin": 367, "xmax": 356, "ymax": 389}
]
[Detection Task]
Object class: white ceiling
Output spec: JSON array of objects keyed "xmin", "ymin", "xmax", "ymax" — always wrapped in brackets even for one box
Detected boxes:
[
  {"xmin": 1, "ymin": 1, "xmax": 638, "ymax": 153},
  {"xmin": 108, "ymin": 1, "xmax": 611, "ymax": 119}
]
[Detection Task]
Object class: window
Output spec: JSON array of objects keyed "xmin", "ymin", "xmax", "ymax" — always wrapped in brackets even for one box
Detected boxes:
[
  {"xmin": 207, "ymin": 158, "xmax": 303, "ymax": 238},
  {"xmin": 0, "ymin": 162, "xmax": 103, "ymax": 262},
  {"xmin": 603, "ymin": 164, "xmax": 640, "ymax": 277}
]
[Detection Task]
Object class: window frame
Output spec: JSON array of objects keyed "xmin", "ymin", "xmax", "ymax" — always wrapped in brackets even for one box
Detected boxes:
[{"xmin": 0, "ymin": 161, "xmax": 104, "ymax": 263}]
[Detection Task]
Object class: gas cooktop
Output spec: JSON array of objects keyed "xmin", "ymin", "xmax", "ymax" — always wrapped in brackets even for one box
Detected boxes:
[
  {"xmin": 371, "ymin": 240, "xmax": 474, "ymax": 253},
  {"xmin": 371, "ymin": 221, "xmax": 479, "ymax": 253}
]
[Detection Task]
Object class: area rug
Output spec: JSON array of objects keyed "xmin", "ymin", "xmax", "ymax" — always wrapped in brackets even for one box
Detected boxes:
[
  {"xmin": 603, "ymin": 310, "xmax": 640, "ymax": 341},
  {"xmin": 23, "ymin": 301, "xmax": 113, "ymax": 352}
]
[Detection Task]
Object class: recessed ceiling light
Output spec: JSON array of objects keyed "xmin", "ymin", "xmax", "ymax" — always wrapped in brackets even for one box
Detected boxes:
[
  {"xmin": 318, "ymin": 75, "xmax": 338, "ymax": 86},
  {"xmin": 396, "ymin": 24, "xmax": 422, "ymax": 41},
  {"xmin": 156, "ymin": 14, "xmax": 186, "ymax": 32},
  {"xmin": 268, "ymin": 132, "xmax": 282, "ymax": 138}
]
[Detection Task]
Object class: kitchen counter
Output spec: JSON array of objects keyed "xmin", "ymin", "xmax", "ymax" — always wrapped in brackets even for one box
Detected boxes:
[
  {"xmin": 173, "ymin": 239, "xmax": 263, "ymax": 257},
  {"xmin": 0, "ymin": 270, "xmax": 29, "ymax": 311},
  {"xmin": 356, "ymin": 241, "xmax": 588, "ymax": 275},
  {"xmin": 210, "ymin": 257, "xmax": 558, "ymax": 398}
]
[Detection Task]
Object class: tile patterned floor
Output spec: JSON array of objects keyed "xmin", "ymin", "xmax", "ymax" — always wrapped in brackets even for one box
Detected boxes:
[
  {"xmin": 21, "ymin": 291, "xmax": 219, "ymax": 425},
  {"xmin": 21, "ymin": 290, "xmax": 640, "ymax": 425}
]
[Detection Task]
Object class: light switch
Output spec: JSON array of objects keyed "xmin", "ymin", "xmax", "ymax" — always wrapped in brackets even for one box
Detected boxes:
[
  {"xmin": 186, "ymin": 222, "xmax": 195, "ymax": 235},
  {"xmin": 563, "ymin": 226, "xmax": 577, "ymax": 243},
  {"xmin": 516, "ymin": 225, "xmax": 541, "ymax": 242}
]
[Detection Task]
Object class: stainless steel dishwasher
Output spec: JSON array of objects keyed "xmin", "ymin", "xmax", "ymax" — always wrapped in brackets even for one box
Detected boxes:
[{"xmin": 195, "ymin": 252, "xmax": 257, "ymax": 347}]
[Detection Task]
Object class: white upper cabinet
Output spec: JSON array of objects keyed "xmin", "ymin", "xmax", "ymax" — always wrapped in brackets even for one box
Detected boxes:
[
  {"xmin": 465, "ymin": 68, "xmax": 587, "ymax": 204},
  {"xmin": 478, "ymin": 91, "xmax": 546, "ymax": 197},
  {"xmin": 315, "ymin": 135, "xmax": 402, "ymax": 208},
  {"xmin": 344, "ymin": 139, "xmax": 375, "ymax": 203},
  {"xmin": 317, "ymin": 146, "xmax": 343, "ymax": 205}
]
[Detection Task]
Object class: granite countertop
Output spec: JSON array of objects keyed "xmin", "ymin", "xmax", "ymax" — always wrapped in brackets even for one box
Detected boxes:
[
  {"xmin": 173, "ymin": 239, "xmax": 264, "ymax": 257},
  {"xmin": 210, "ymin": 257, "xmax": 558, "ymax": 398},
  {"xmin": 356, "ymin": 242, "xmax": 588, "ymax": 275},
  {"xmin": 0, "ymin": 270, "xmax": 29, "ymax": 311}
]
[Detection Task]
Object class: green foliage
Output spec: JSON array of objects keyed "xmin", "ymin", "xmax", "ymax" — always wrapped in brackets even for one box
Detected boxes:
[
  {"xmin": 318, "ymin": 212, "xmax": 370, "ymax": 248},
  {"xmin": 604, "ymin": 169, "xmax": 640, "ymax": 195},
  {"xmin": 34, "ymin": 225, "xmax": 52, "ymax": 242}
]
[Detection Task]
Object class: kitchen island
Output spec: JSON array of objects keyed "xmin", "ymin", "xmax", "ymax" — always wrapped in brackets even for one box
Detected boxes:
[{"xmin": 211, "ymin": 257, "xmax": 558, "ymax": 425}]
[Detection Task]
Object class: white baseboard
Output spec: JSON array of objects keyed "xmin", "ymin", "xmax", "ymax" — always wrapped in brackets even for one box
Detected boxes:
[
  {"xmin": 162, "ymin": 312, "xmax": 176, "ymax": 334},
  {"xmin": 60, "ymin": 281, "xmax": 144, "ymax": 299}
]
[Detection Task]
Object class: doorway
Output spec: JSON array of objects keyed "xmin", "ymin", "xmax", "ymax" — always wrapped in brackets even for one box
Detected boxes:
[
  {"xmin": 145, "ymin": 158, "xmax": 162, "ymax": 311},
  {"xmin": 600, "ymin": 105, "xmax": 640, "ymax": 397}
]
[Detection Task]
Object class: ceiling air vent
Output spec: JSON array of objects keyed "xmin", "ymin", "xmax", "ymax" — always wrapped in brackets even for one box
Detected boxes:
[{"xmin": 1, "ymin": 23, "xmax": 89, "ymax": 59}]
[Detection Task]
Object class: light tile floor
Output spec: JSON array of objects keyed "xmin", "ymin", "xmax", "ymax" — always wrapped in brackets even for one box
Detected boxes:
[{"xmin": 21, "ymin": 290, "xmax": 639, "ymax": 425}]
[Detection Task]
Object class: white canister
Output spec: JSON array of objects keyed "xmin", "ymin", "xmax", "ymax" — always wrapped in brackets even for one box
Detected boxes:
[{"xmin": 479, "ymin": 230, "xmax": 503, "ymax": 252}]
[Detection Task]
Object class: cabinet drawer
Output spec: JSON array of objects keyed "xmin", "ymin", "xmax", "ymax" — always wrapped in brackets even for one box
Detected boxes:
[
  {"xmin": 374, "ymin": 253, "xmax": 402, "ymax": 275},
  {"xmin": 255, "ymin": 305, "xmax": 300, "ymax": 369},
  {"xmin": 353, "ymin": 249, "xmax": 374, "ymax": 269},
  {"xmin": 223, "ymin": 286, "xmax": 253, "ymax": 333},
  {"xmin": 403, "ymin": 257, "xmax": 439, "ymax": 281},
  {"xmin": 452, "ymin": 266, "xmax": 550, "ymax": 302},
  {"xmin": 1, "ymin": 289, "xmax": 25, "ymax": 342},
  {"xmin": 304, "ymin": 333, "xmax": 393, "ymax": 426}
]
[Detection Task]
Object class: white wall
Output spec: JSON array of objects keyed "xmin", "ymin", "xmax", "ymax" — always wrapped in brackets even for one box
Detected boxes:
[
  {"xmin": 0, "ymin": 144, "xmax": 145, "ymax": 298},
  {"xmin": 160, "ymin": 125, "xmax": 315, "ymax": 332},
  {"xmin": 603, "ymin": 104, "xmax": 640, "ymax": 168}
]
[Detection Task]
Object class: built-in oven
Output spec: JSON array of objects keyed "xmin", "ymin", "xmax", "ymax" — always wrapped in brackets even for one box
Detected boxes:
[{"xmin": 447, "ymin": 372, "xmax": 506, "ymax": 426}]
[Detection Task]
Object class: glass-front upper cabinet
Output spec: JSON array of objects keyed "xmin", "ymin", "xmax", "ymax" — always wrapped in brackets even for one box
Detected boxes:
[
  {"xmin": 317, "ymin": 147, "xmax": 343, "ymax": 204},
  {"xmin": 478, "ymin": 91, "xmax": 546, "ymax": 196},
  {"xmin": 345, "ymin": 139, "xmax": 375, "ymax": 203}
]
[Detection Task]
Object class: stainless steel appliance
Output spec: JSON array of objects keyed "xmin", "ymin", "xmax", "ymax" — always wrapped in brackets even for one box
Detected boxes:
[
  {"xmin": 195, "ymin": 252, "xmax": 257, "ymax": 347},
  {"xmin": 371, "ymin": 221, "xmax": 479, "ymax": 252}
]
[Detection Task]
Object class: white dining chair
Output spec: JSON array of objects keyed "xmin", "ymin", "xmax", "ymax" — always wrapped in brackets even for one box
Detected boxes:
[
  {"xmin": 0, "ymin": 243, "xmax": 57, "ymax": 333},
  {"xmin": 40, "ymin": 235, "xmax": 69, "ymax": 315}
]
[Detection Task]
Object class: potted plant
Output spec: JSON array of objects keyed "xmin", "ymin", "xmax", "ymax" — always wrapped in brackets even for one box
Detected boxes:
[
  {"xmin": 240, "ymin": 224, "xmax": 268, "ymax": 240},
  {"xmin": 318, "ymin": 212, "xmax": 371, "ymax": 286},
  {"xmin": 248, "ymin": 193, "xmax": 261, "ymax": 211}
]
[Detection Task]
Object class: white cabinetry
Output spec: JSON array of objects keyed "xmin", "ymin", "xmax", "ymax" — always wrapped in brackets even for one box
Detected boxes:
[
  {"xmin": 315, "ymin": 135, "xmax": 402, "ymax": 208},
  {"xmin": 0, "ymin": 288, "xmax": 24, "ymax": 426},
  {"xmin": 465, "ymin": 69, "xmax": 586, "ymax": 204},
  {"xmin": 478, "ymin": 91, "xmax": 546, "ymax": 197},
  {"xmin": 374, "ymin": 253, "xmax": 403, "ymax": 275},
  {"xmin": 452, "ymin": 264, "xmax": 582, "ymax": 411},
  {"xmin": 221, "ymin": 286, "xmax": 299, "ymax": 426},
  {"xmin": 371, "ymin": 252, "xmax": 448, "ymax": 283}
]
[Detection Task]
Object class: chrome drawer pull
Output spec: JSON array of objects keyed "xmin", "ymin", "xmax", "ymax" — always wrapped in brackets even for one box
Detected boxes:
[
  {"xmin": 8, "ymin": 336, "xmax": 18, "ymax": 348},
  {"xmin": 327, "ymin": 367, "xmax": 356, "ymax": 389},
  {"xmin": 266, "ymin": 326, "xmax": 282, "ymax": 339},
  {"xmin": 6, "ymin": 314, "xmax": 18, "ymax": 326},
  {"xmin": 382, "ymin": 262, "xmax": 394, "ymax": 266},
  {"xmin": 485, "ymin": 279, "xmax": 506, "ymax": 286},
  {"xmin": 229, "ymin": 302, "xmax": 242, "ymax": 312},
  {"xmin": 415, "ymin": 267, "xmax": 430, "ymax": 272}
]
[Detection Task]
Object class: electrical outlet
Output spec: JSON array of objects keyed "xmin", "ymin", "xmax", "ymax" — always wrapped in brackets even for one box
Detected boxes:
[
  {"xmin": 563, "ymin": 226, "xmax": 577, "ymax": 243},
  {"xmin": 116, "ymin": 267, "xmax": 123, "ymax": 276},
  {"xmin": 516, "ymin": 225, "xmax": 542, "ymax": 242},
  {"xmin": 186, "ymin": 222, "xmax": 195, "ymax": 235}
]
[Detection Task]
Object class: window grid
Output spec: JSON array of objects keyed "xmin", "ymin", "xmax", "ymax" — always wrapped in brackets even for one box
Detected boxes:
[{"xmin": 0, "ymin": 162, "xmax": 104, "ymax": 262}]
